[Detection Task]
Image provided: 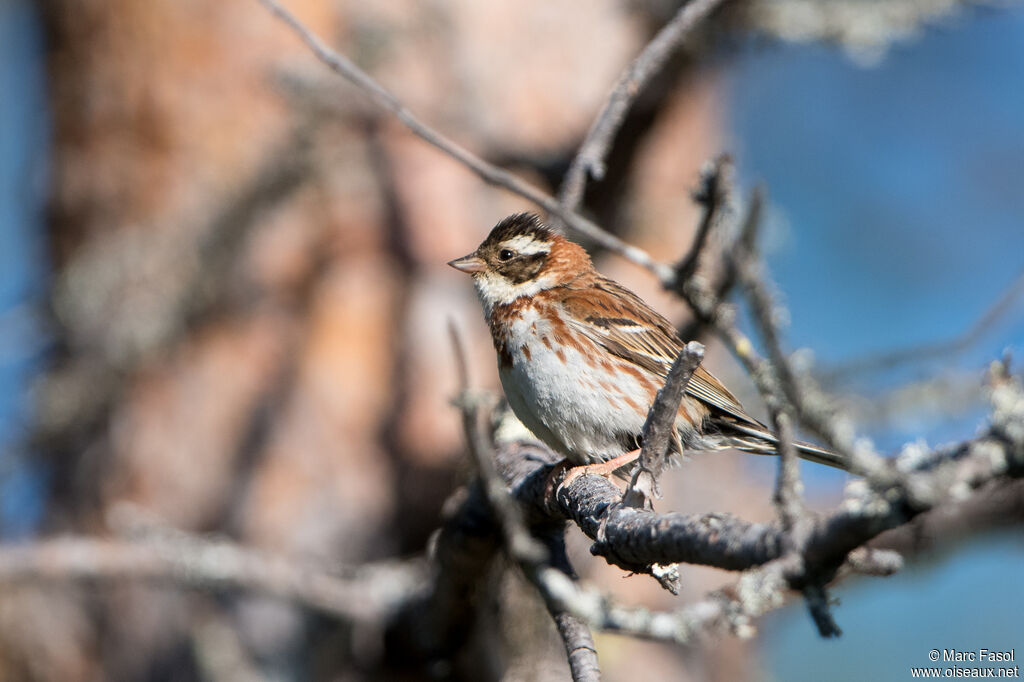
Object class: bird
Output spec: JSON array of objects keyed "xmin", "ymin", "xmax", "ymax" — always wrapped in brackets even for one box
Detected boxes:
[{"xmin": 448, "ymin": 212, "xmax": 847, "ymax": 481}]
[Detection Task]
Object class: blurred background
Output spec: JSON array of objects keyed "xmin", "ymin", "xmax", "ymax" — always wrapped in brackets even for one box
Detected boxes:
[{"xmin": 0, "ymin": 0, "xmax": 1022, "ymax": 680}]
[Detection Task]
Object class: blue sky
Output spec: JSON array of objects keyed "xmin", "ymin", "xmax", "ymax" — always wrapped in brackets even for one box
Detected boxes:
[
  {"xmin": 0, "ymin": 0, "xmax": 49, "ymax": 538},
  {"xmin": 725, "ymin": 5, "xmax": 1024, "ymax": 678},
  {"xmin": 728, "ymin": 7, "xmax": 1024, "ymax": 376}
]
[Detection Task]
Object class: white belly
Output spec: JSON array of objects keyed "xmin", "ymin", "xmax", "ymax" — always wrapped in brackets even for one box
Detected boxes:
[{"xmin": 496, "ymin": 308, "xmax": 653, "ymax": 464}]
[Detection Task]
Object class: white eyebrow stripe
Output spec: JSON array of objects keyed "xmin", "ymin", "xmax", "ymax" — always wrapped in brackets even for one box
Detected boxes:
[{"xmin": 502, "ymin": 234, "xmax": 549, "ymax": 255}]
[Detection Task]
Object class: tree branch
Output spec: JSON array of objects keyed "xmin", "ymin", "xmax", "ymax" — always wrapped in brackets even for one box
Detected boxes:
[
  {"xmin": 821, "ymin": 268, "xmax": 1024, "ymax": 382},
  {"xmin": 449, "ymin": 321, "xmax": 600, "ymax": 681},
  {"xmin": 623, "ymin": 341, "xmax": 705, "ymax": 508},
  {"xmin": 1, "ymin": 377, "xmax": 1018, "ymax": 651},
  {"xmin": 256, "ymin": 0, "xmax": 673, "ymax": 281},
  {"xmin": 0, "ymin": 536, "xmax": 424, "ymax": 622},
  {"xmin": 492, "ymin": 378, "xmax": 1023, "ymax": 638},
  {"xmin": 558, "ymin": 0, "xmax": 731, "ymax": 211}
]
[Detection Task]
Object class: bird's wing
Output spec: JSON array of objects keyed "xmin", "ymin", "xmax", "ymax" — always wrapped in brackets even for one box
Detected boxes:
[{"xmin": 559, "ymin": 276, "xmax": 758, "ymax": 426}]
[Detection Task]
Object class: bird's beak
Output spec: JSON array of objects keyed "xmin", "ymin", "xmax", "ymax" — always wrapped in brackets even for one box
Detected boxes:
[{"xmin": 447, "ymin": 253, "xmax": 487, "ymax": 274}]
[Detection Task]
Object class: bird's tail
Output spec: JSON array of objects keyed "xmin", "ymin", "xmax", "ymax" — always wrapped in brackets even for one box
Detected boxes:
[{"xmin": 715, "ymin": 419, "xmax": 849, "ymax": 472}]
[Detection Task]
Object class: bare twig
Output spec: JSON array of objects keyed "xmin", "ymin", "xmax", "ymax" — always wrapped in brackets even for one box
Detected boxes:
[
  {"xmin": 768, "ymin": 407, "xmax": 839, "ymax": 638},
  {"xmin": 0, "ymin": 536, "xmax": 424, "ymax": 622},
  {"xmin": 673, "ymin": 186, "xmax": 886, "ymax": 484},
  {"xmin": 770, "ymin": 410, "xmax": 804, "ymax": 530},
  {"xmin": 730, "ymin": 276, "xmax": 837, "ymax": 638},
  {"xmin": 449, "ymin": 322, "xmax": 545, "ymax": 564},
  {"xmin": 553, "ymin": 612, "xmax": 601, "ymax": 682},
  {"xmin": 558, "ymin": 0, "xmax": 731, "ymax": 211},
  {"xmin": 801, "ymin": 582, "xmax": 842, "ymax": 637},
  {"xmin": 623, "ymin": 341, "xmax": 705, "ymax": 508},
  {"xmin": 822, "ymin": 268, "xmax": 1024, "ymax": 382},
  {"xmin": 675, "ymin": 184, "xmax": 760, "ymax": 340},
  {"xmin": 256, "ymin": 0, "xmax": 672, "ymax": 280},
  {"xmin": 449, "ymin": 322, "xmax": 600, "ymax": 681},
  {"xmin": 674, "ymin": 155, "xmax": 734, "ymax": 284},
  {"xmin": 537, "ymin": 525, "xmax": 602, "ymax": 682},
  {"xmin": 676, "ymin": 156, "xmax": 739, "ymax": 342},
  {"xmin": 733, "ymin": 226, "xmax": 894, "ymax": 482}
]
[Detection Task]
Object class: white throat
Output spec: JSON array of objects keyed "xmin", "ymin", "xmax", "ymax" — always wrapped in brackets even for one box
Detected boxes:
[{"xmin": 472, "ymin": 270, "xmax": 555, "ymax": 316}]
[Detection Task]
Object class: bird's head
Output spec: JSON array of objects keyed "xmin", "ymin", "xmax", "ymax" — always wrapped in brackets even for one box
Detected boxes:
[{"xmin": 448, "ymin": 213, "xmax": 592, "ymax": 311}]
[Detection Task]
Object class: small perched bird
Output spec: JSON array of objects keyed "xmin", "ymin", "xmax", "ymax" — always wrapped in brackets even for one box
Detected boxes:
[{"xmin": 449, "ymin": 213, "xmax": 846, "ymax": 477}]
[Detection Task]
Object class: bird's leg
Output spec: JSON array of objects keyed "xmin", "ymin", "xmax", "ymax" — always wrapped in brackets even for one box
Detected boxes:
[{"xmin": 557, "ymin": 449, "xmax": 642, "ymax": 492}]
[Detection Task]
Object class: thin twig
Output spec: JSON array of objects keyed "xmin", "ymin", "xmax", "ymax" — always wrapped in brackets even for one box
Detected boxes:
[
  {"xmin": 554, "ymin": 612, "xmax": 602, "ymax": 682},
  {"xmin": 0, "ymin": 536, "xmax": 424, "ymax": 622},
  {"xmin": 257, "ymin": 0, "xmax": 672, "ymax": 280},
  {"xmin": 622, "ymin": 341, "xmax": 705, "ymax": 508},
  {"xmin": 674, "ymin": 155, "xmax": 733, "ymax": 283},
  {"xmin": 676, "ymin": 156, "xmax": 738, "ymax": 341},
  {"xmin": 822, "ymin": 268, "xmax": 1024, "ymax": 382},
  {"xmin": 537, "ymin": 525, "xmax": 602, "ymax": 682},
  {"xmin": 675, "ymin": 183, "xmax": 758, "ymax": 340},
  {"xmin": 770, "ymin": 410, "xmax": 803, "ymax": 530},
  {"xmin": 733, "ymin": 231, "xmax": 893, "ymax": 481},
  {"xmin": 770, "ymin": 410, "xmax": 838, "ymax": 637},
  {"xmin": 448, "ymin": 322, "xmax": 544, "ymax": 564},
  {"xmin": 449, "ymin": 322, "xmax": 599, "ymax": 681},
  {"xmin": 559, "ymin": 0, "xmax": 732, "ymax": 211},
  {"xmin": 801, "ymin": 582, "xmax": 842, "ymax": 637}
]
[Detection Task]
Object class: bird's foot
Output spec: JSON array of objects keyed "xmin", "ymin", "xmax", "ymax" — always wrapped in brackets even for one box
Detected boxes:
[
  {"xmin": 557, "ymin": 449, "xmax": 642, "ymax": 493},
  {"xmin": 543, "ymin": 459, "xmax": 572, "ymax": 509}
]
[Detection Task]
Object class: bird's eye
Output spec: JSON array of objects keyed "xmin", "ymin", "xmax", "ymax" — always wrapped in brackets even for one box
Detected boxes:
[{"xmin": 498, "ymin": 248, "xmax": 514, "ymax": 261}]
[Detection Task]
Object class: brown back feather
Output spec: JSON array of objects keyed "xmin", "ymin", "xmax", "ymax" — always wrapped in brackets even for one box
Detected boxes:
[{"xmin": 556, "ymin": 275, "xmax": 761, "ymax": 427}]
